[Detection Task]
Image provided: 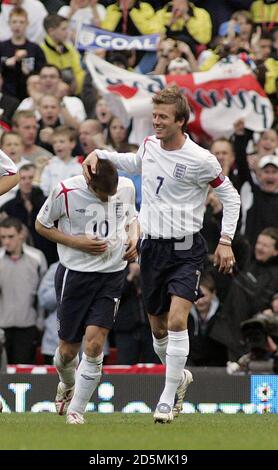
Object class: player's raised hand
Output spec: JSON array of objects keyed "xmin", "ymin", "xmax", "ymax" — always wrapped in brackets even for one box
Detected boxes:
[
  {"xmin": 73, "ymin": 235, "xmax": 108, "ymax": 255},
  {"xmin": 123, "ymin": 239, "xmax": 138, "ymax": 262},
  {"xmin": 82, "ymin": 151, "xmax": 99, "ymax": 183},
  {"xmin": 213, "ymin": 244, "xmax": 235, "ymax": 274}
]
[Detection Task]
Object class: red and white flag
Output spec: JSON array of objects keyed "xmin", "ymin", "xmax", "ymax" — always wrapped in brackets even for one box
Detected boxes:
[{"xmin": 86, "ymin": 53, "xmax": 274, "ymax": 143}]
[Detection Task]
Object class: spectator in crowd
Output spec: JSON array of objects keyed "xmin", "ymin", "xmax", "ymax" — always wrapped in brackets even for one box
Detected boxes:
[
  {"xmin": 233, "ymin": 121, "xmax": 278, "ymax": 248},
  {"xmin": 106, "ymin": 116, "xmax": 141, "ymax": 209},
  {"xmin": 198, "ymin": 20, "xmax": 243, "ymax": 71},
  {"xmin": 0, "ymin": 217, "xmax": 47, "ymax": 364},
  {"xmin": 114, "ymin": 262, "xmax": 159, "ymax": 365},
  {"xmin": 210, "ymin": 138, "xmax": 239, "ymax": 189},
  {"xmin": 79, "ymin": 119, "xmax": 107, "ymax": 156},
  {"xmin": 38, "ymin": 261, "xmax": 59, "ymax": 364},
  {"xmin": 12, "ymin": 110, "xmax": 53, "ymax": 163},
  {"xmin": 227, "ymin": 291, "xmax": 278, "ymax": 374},
  {"xmin": 252, "ymin": 28, "xmax": 278, "ymax": 96},
  {"xmin": 101, "ymin": 0, "xmax": 161, "ymax": 35},
  {"xmin": 95, "ymin": 97, "xmax": 113, "ymax": 133},
  {"xmin": 106, "ymin": 116, "xmax": 137, "ymax": 153},
  {"xmin": 58, "ymin": 0, "xmax": 106, "ymax": 42},
  {"xmin": 152, "ymin": 38, "xmax": 197, "ymax": 75},
  {"xmin": 250, "ymin": 0, "xmax": 278, "ymax": 30},
  {"xmin": 40, "ymin": 14, "xmax": 85, "ymax": 95},
  {"xmin": 156, "ymin": 0, "xmax": 212, "ymax": 51},
  {"xmin": 211, "ymin": 227, "xmax": 278, "ymax": 360},
  {"xmin": 0, "ymin": 70, "xmax": 20, "ymax": 127},
  {"xmin": 231, "ymin": 9, "xmax": 254, "ymax": 50},
  {"xmin": 168, "ymin": 57, "xmax": 191, "ymax": 75},
  {"xmin": 80, "ymin": 69, "xmax": 99, "ymax": 118},
  {"xmin": 0, "ymin": 7, "xmax": 46, "ymax": 101},
  {"xmin": 36, "ymin": 94, "xmax": 63, "ymax": 153},
  {"xmin": 40, "ymin": 126, "xmax": 82, "ymax": 196},
  {"xmin": 0, "ymin": 164, "xmax": 57, "ymax": 264},
  {"xmin": 194, "ymin": 0, "xmax": 253, "ymax": 37},
  {"xmin": 0, "ymin": 132, "xmax": 29, "ymax": 206},
  {"xmin": 0, "ymin": 0, "xmax": 48, "ymax": 45},
  {"xmin": 187, "ymin": 272, "xmax": 227, "ymax": 366},
  {"xmin": 18, "ymin": 65, "xmax": 87, "ymax": 128}
]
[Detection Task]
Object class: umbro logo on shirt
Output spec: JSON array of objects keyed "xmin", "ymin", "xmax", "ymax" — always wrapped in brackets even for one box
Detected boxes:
[{"xmin": 173, "ymin": 164, "xmax": 187, "ymax": 180}]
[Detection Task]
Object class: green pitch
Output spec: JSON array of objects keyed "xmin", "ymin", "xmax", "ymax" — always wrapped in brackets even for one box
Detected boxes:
[{"xmin": 0, "ymin": 413, "xmax": 278, "ymax": 450}]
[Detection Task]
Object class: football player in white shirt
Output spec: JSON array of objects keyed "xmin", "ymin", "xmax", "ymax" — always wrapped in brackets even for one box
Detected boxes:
[
  {"xmin": 36, "ymin": 159, "xmax": 138, "ymax": 424},
  {"xmin": 0, "ymin": 150, "xmax": 19, "ymax": 196},
  {"xmin": 82, "ymin": 86, "xmax": 241, "ymax": 424},
  {"xmin": 0, "ymin": 149, "xmax": 19, "ymax": 413}
]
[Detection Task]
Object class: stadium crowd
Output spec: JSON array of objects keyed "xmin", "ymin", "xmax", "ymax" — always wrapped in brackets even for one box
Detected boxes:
[{"xmin": 0, "ymin": 0, "xmax": 277, "ymax": 371}]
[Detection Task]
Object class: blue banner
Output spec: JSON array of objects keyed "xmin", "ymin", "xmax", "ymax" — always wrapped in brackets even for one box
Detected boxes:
[{"xmin": 77, "ymin": 25, "xmax": 160, "ymax": 52}]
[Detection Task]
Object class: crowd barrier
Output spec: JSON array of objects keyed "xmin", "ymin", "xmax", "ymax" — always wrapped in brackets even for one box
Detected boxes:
[{"xmin": 1, "ymin": 367, "xmax": 278, "ymax": 413}]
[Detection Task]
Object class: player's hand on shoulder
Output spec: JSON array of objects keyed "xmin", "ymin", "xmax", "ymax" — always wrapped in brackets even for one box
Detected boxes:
[
  {"xmin": 82, "ymin": 151, "xmax": 98, "ymax": 183},
  {"xmin": 72, "ymin": 234, "xmax": 108, "ymax": 255}
]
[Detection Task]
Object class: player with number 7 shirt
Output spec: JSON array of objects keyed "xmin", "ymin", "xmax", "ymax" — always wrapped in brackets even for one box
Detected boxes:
[{"xmin": 82, "ymin": 86, "xmax": 241, "ymax": 423}]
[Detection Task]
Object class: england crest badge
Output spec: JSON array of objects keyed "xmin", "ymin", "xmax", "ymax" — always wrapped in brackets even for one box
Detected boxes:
[
  {"xmin": 115, "ymin": 202, "xmax": 123, "ymax": 218},
  {"xmin": 173, "ymin": 163, "xmax": 186, "ymax": 179}
]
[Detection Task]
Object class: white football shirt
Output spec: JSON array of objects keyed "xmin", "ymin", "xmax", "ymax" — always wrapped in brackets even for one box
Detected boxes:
[
  {"xmin": 0, "ymin": 150, "xmax": 18, "ymax": 176},
  {"xmin": 96, "ymin": 134, "xmax": 240, "ymax": 239},
  {"xmin": 37, "ymin": 175, "xmax": 137, "ymax": 273}
]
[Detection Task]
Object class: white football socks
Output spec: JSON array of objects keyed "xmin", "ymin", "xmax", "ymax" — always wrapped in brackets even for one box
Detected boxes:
[
  {"xmin": 152, "ymin": 334, "xmax": 168, "ymax": 365},
  {"xmin": 54, "ymin": 347, "xmax": 79, "ymax": 389},
  {"xmin": 158, "ymin": 329, "xmax": 189, "ymax": 408},
  {"xmin": 68, "ymin": 352, "xmax": 103, "ymax": 415}
]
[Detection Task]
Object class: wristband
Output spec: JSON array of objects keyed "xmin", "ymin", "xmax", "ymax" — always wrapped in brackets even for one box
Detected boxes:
[{"xmin": 219, "ymin": 238, "xmax": 232, "ymax": 246}]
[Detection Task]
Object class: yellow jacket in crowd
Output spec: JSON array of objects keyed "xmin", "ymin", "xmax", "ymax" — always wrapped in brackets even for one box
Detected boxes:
[
  {"xmin": 156, "ymin": 2, "xmax": 212, "ymax": 45},
  {"xmin": 101, "ymin": 1, "xmax": 163, "ymax": 35},
  {"xmin": 250, "ymin": 0, "xmax": 278, "ymax": 26},
  {"xmin": 264, "ymin": 57, "xmax": 278, "ymax": 94},
  {"xmin": 40, "ymin": 35, "xmax": 85, "ymax": 95}
]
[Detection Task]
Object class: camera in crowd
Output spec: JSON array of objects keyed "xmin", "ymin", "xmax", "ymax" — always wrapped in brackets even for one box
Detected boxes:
[{"xmin": 241, "ymin": 312, "xmax": 278, "ymax": 358}]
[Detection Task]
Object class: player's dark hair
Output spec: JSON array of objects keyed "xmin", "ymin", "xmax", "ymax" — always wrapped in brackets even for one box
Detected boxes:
[
  {"xmin": 89, "ymin": 159, "xmax": 118, "ymax": 195},
  {"xmin": 152, "ymin": 86, "xmax": 190, "ymax": 132},
  {"xmin": 0, "ymin": 217, "xmax": 23, "ymax": 233}
]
